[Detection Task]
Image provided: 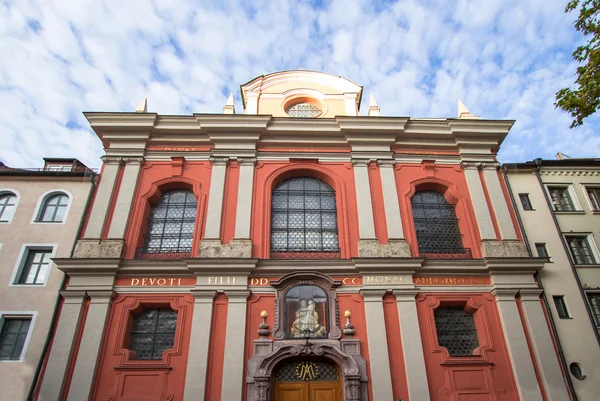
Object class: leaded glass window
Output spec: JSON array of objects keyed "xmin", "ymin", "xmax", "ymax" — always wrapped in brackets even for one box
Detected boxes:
[
  {"xmin": 38, "ymin": 194, "xmax": 69, "ymax": 222},
  {"xmin": 286, "ymin": 102, "xmax": 322, "ymax": 117},
  {"xmin": 0, "ymin": 193, "xmax": 17, "ymax": 222},
  {"xmin": 275, "ymin": 360, "xmax": 339, "ymax": 382},
  {"xmin": 285, "ymin": 285, "xmax": 328, "ymax": 338},
  {"xmin": 142, "ymin": 190, "xmax": 197, "ymax": 255},
  {"xmin": 128, "ymin": 308, "xmax": 177, "ymax": 360},
  {"xmin": 434, "ymin": 306, "xmax": 480, "ymax": 356},
  {"xmin": 411, "ymin": 191, "xmax": 465, "ymax": 256},
  {"xmin": 271, "ymin": 177, "xmax": 339, "ymax": 257}
]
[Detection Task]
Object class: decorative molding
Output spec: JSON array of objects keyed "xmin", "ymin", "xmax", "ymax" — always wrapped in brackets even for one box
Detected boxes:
[
  {"xmin": 237, "ymin": 157, "xmax": 258, "ymax": 166},
  {"xmin": 376, "ymin": 159, "xmax": 395, "ymax": 168},
  {"xmin": 208, "ymin": 157, "xmax": 230, "ymax": 166},
  {"xmin": 100, "ymin": 156, "xmax": 124, "ymax": 165},
  {"xmin": 122, "ymin": 157, "xmax": 146, "ymax": 165},
  {"xmin": 350, "ymin": 159, "xmax": 370, "ymax": 167}
]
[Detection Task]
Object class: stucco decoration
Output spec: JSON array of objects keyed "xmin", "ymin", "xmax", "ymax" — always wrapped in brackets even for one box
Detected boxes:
[
  {"xmin": 246, "ymin": 340, "xmax": 368, "ymax": 401},
  {"xmin": 481, "ymin": 240, "xmax": 528, "ymax": 258},
  {"xmin": 271, "ymin": 271, "xmax": 342, "ymax": 340},
  {"xmin": 73, "ymin": 239, "xmax": 124, "ymax": 258},
  {"xmin": 357, "ymin": 239, "xmax": 412, "ymax": 257},
  {"xmin": 198, "ymin": 239, "xmax": 252, "ymax": 258}
]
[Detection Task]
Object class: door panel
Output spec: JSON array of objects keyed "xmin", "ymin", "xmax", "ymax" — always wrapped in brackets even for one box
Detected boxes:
[
  {"xmin": 309, "ymin": 382, "xmax": 340, "ymax": 401},
  {"xmin": 275, "ymin": 383, "xmax": 307, "ymax": 401}
]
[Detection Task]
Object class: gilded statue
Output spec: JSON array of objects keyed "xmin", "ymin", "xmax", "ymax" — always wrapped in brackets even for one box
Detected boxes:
[{"xmin": 290, "ymin": 299, "xmax": 325, "ymax": 337}]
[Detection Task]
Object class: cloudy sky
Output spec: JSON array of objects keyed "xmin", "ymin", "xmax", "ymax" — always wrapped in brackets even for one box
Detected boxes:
[{"xmin": 1, "ymin": 0, "xmax": 598, "ymax": 168}]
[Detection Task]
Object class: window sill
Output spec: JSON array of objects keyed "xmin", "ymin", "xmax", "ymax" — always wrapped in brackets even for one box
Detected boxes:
[
  {"xmin": 554, "ymin": 210, "xmax": 585, "ymax": 215},
  {"xmin": 591, "ymin": 210, "xmax": 600, "ymax": 215},
  {"xmin": 573, "ymin": 264, "xmax": 600, "ymax": 268}
]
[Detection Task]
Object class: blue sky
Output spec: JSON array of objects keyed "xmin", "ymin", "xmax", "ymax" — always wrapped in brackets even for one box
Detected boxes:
[{"xmin": 1, "ymin": 0, "xmax": 598, "ymax": 168}]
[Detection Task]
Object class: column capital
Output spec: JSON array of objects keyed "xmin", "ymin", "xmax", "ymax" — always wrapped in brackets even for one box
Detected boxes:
[
  {"xmin": 480, "ymin": 162, "xmax": 501, "ymax": 170},
  {"xmin": 392, "ymin": 289, "xmax": 419, "ymax": 301},
  {"xmin": 519, "ymin": 288, "xmax": 543, "ymax": 301},
  {"xmin": 376, "ymin": 159, "xmax": 396, "ymax": 168},
  {"xmin": 351, "ymin": 159, "xmax": 370, "ymax": 167},
  {"xmin": 360, "ymin": 289, "xmax": 386, "ymax": 301},
  {"xmin": 100, "ymin": 156, "xmax": 123, "ymax": 165},
  {"xmin": 60, "ymin": 290, "xmax": 87, "ymax": 303},
  {"xmin": 87, "ymin": 290, "xmax": 117, "ymax": 304},
  {"xmin": 237, "ymin": 157, "xmax": 257, "ymax": 166},
  {"xmin": 225, "ymin": 290, "xmax": 251, "ymax": 302},
  {"xmin": 491, "ymin": 288, "xmax": 519, "ymax": 300},
  {"xmin": 209, "ymin": 156, "xmax": 230, "ymax": 166},
  {"xmin": 190, "ymin": 289, "xmax": 218, "ymax": 303},
  {"xmin": 122, "ymin": 156, "xmax": 145, "ymax": 165}
]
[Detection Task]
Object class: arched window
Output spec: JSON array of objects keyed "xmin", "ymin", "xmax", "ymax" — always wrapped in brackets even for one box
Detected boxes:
[
  {"xmin": 271, "ymin": 177, "xmax": 339, "ymax": 259},
  {"xmin": 411, "ymin": 190, "xmax": 467, "ymax": 257},
  {"xmin": 38, "ymin": 193, "xmax": 69, "ymax": 222},
  {"xmin": 284, "ymin": 285, "xmax": 328, "ymax": 339},
  {"xmin": 141, "ymin": 190, "xmax": 197, "ymax": 256},
  {"xmin": 0, "ymin": 192, "xmax": 17, "ymax": 222},
  {"xmin": 128, "ymin": 307, "xmax": 177, "ymax": 360}
]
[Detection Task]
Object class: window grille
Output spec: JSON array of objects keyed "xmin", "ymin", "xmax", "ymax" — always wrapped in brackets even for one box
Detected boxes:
[
  {"xmin": 286, "ymin": 102, "xmax": 322, "ymax": 117},
  {"xmin": 519, "ymin": 193, "xmax": 533, "ymax": 210},
  {"xmin": 39, "ymin": 194, "xmax": 69, "ymax": 222},
  {"xmin": 0, "ymin": 193, "xmax": 17, "ymax": 221},
  {"xmin": 587, "ymin": 188, "xmax": 600, "ymax": 211},
  {"xmin": 587, "ymin": 294, "xmax": 600, "ymax": 328},
  {"xmin": 434, "ymin": 306, "xmax": 480, "ymax": 356},
  {"xmin": 565, "ymin": 236, "xmax": 596, "ymax": 265},
  {"xmin": 140, "ymin": 190, "xmax": 197, "ymax": 257},
  {"xmin": 17, "ymin": 249, "xmax": 52, "ymax": 285},
  {"xmin": 548, "ymin": 187, "xmax": 574, "ymax": 211},
  {"xmin": 128, "ymin": 308, "xmax": 177, "ymax": 360},
  {"xmin": 411, "ymin": 191, "xmax": 469, "ymax": 258},
  {"xmin": 271, "ymin": 177, "xmax": 339, "ymax": 258},
  {"xmin": 0, "ymin": 318, "xmax": 31, "ymax": 360},
  {"xmin": 275, "ymin": 360, "xmax": 339, "ymax": 382}
]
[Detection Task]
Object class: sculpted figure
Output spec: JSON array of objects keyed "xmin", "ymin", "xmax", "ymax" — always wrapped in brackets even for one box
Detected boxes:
[{"xmin": 291, "ymin": 299, "xmax": 325, "ymax": 337}]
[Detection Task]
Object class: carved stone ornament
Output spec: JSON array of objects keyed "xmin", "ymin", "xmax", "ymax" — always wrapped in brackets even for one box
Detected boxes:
[{"xmin": 271, "ymin": 271, "xmax": 342, "ymax": 341}]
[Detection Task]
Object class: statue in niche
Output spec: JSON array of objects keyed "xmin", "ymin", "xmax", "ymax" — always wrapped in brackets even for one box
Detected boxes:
[{"xmin": 290, "ymin": 299, "xmax": 325, "ymax": 337}]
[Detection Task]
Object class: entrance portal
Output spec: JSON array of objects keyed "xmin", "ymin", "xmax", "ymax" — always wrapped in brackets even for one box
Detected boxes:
[{"xmin": 273, "ymin": 360, "xmax": 341, "ymax": 401}]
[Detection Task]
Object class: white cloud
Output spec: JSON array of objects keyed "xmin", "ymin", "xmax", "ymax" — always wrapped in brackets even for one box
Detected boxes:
[{"xmin": 0, "ymin": 0, "xmax": 598, "ymax": 168}]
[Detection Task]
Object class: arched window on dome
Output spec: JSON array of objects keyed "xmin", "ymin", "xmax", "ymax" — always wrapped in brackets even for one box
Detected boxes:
[
  {"xmin": 138, "ymin": 189, "xmax": 197, "ymax": 258},
  {"xmin": 270, "ymin": 177, "xmax": 340, "ymax": 259},
  {"xmin": 411, "ymin": 190, "xmax": 470, "ymax": 258}
]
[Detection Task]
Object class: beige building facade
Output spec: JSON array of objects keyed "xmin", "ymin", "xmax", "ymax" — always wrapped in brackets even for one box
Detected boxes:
[
  {"xmin": 504, "ymin": 158, "xmax": 600, "ymax": 400},
  {"xmin": 0, "ymin": 158, "xmax": 96, "ymax": 400}
]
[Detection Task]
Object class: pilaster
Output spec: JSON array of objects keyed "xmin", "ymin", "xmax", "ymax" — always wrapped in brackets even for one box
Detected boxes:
[
  {"xmin": 221, "ymin": 290, "xmax": 251, "ymax": 401},
  {"xmin": 360, "ymin": 289, "xmax": 394, "ymax": 401},
  {"xmin": 107, "ymin": 157, "xmax": 145, "ymax": 239},
  {"xmin": 234, "ymin": 157, "xmax": 257, "ymax": 241},
  {"xmin": 183, "ymin": 290, "xmax": 217, "ymax": 401},
  {"xmin": 352, "ymin": 159, "xmax": 376, "ymax": 241},
  {"xmin": 461, "ymin": 162, "xmax": 496, "ymax": 240},
  {"xmin": 491, "ymin": 288, "xmax": 544, "ymax": 401},
  {"xmin": 377, "ymin": 160, "xmax": 404, "ymax": 239},
  {"xmin": 84, "ymin": 156, "xmax": 122, "ymax": 238},
  {"xmin": 204, "ymin": 157, "xmax": 229, "ymax": 239},
  {"xmin": 393, "ymin": 290, "xmax": 431, "ymax": 401},
  {"xmin": 66, "ymin": 291, "xmax": 116, "ymax": 401},
  {"xmin": 480, "ymin": 163, "xmax": 517, "ymax": 240}
]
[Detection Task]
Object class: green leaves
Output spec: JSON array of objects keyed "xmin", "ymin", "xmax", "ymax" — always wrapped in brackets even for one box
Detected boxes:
[{"xmin": 555, "ymin": 0, "xmax": 600, "ymax": 127}]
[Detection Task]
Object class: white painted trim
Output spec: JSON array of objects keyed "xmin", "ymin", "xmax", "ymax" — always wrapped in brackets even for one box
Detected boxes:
[
  {"xmin": 581, "ymin": 184, "xmax": 600, "ymax": 211},
  {"xmin": 563, "ymin": 233, "xmax": 600, "ymax": 265},
  {"xmin": 30, "ymin": 189, "xmax": 73, "ymax": 225},
  {"xmin": 0, "ymin": 311, "xmax": 38, "ymax": 362},
  {"xmin": 544, "ymin": 184, "xmax": 582, "ymax": 211},
  {"xmin": 8, "ymin": 244, "xmax": 57, "ymax": 287},
  {"xmin": 0, "ymin": 188, "xmax": 20, "ymax": 224}
]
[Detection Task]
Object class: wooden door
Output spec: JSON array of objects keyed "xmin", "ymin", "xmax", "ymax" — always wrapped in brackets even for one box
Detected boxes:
[
  {"xmin": 274, "ymin": 383, "xmax": 307, "ymax": 401},
  {"xmin": 273, "ymin": 360, "xmax": 342, "ymax": 401},
  {"xmin": 273, "ymin": 382, "xmax": 340, "ymax": 401}
]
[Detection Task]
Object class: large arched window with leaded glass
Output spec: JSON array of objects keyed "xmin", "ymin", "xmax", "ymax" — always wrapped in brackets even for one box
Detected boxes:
[
  {"xmin": 271, "ymin": 177, "xmax": 339, "ymax": 259},
  {"xmin": 139, "ymin": 190, "xmax": 197, "ymax": 257},
  {"xmin": 128, "ymin": 307, "xmax": 178, "ymax": 360},
  {"xmin": 411, "ymin": 190, "xmax": 468, "ymax": 258}
]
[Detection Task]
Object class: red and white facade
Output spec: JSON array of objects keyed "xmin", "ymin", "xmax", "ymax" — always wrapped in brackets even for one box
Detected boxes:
[{"xmin": 32, "ymin": 71, "xmax": 572, "ymax": 401}]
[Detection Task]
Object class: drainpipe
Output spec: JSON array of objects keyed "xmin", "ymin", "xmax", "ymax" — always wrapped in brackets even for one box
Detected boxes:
[
  {"xmin": 26, "ymin": 172, "xmax": 96, "ymax": 401},
  {"xmin": 503, "ymin": 165, "xmax": 578, "ymax": 401}
]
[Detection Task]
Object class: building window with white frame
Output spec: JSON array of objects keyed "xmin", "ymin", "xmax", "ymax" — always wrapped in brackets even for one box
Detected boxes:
[
  {"xmin": 0, "ymin": 192, "xmax": 17, "ymax": 222},
  {"xmin": 565, "ymin": 236, "xmax": 596, "ymax": 265},
  {"xmin": 0, "ymin": 317, "xmax": 32, "ymax": 360},
  {"xmin": 15, "ymin": 249, "xmax": 53, "ymax": 285},
  {"xmin": 36, "ymin": 193, "xmax": 69, "ymax": 222},
  {"xmin": 548, "ymin": 186, "xmax": 575, "ymax": 211},
  {"xmin": 587, "ymin": 294, "xmax": 600, "ymax": 329},
  {"xmin": 535, "ymin": 243, "xmax": 549, "ymax": 258},
  {"xmin": 586, "ymin": 187, "xmax": 600, "ymax": 211}
]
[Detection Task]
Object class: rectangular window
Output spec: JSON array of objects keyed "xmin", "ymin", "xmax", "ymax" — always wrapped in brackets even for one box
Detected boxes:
[
  {"xmin": 434, "ymin": 306, "xmax": 479, "ymax": 356},
  {"xmin": 587, "ymin": 294, "xmax": 600, "ymax": 328},
  {"xmin": 535, "ymin": 243, "xmax": 549, "ymax": 258},
  {"xmin": 565, "ymin": 236, "xmax": 596, "ymax": 265},
  {"xmin": 16, "ymin": 249, "xmax": 52, "ymax": 285},
  {"xmin": 0, "ymin": 317, "xmax": 31, "ymax": 360},
  {"xmin": 553, "ymin": 296, "xmax": 570, "ymax": 319},
  {"xmin": 587, "ymin": 188, "xmax": 600, "ymax": 211},
  {"xmin": 519, "ymin": 193, "xmax": 533, "ymax": 210},
  {"xmin": 548, "ymin": 187, "xmax": 574, "ymax": 211}
]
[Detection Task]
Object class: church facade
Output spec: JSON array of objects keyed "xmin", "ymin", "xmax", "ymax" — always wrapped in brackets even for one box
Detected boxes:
[{"xmin": 33, "ymin": 71, "xmax": 572, "ymax": 401}]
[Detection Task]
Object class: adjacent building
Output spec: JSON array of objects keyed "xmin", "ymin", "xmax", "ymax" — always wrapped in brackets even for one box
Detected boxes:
[
  {"xmin": 31, "ymin": 70, "xmax": 574, "ymax": 401},
  {"xmin": 0, "ymin": 158, "xmax": 96, "ymax": 400},
  {"xmin": 504, "ymin": 157, "xmax": 600, "ymax": 400}
]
